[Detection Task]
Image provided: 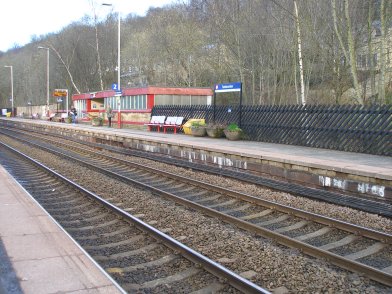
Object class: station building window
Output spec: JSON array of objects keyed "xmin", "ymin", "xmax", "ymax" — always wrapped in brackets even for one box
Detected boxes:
[
  {"xmin": 74, "ymin": 100, "xmax": 87, "ymax": 118},
  {"xmin": 105, "ymin": 95, "xmax": 147, "ymax": 110},
  {"xmin": 154, "ymin": 95, "xmax": 209, "ymax": 105},
  {"xmin": 106, "ymin": 97, "xmax": 116, "ymax": 110}
]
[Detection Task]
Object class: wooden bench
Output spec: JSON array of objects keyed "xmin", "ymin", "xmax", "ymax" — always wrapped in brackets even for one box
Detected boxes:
[
  {"xmin": 163, "ymin": 116, "xmax": 184, "ymax": 134},
  {"xmin": 48, "ymin": 113, "xmax": 56, "ymax": 121},
  {"xmin": 60, "ymin": 113, "xmax": 68, "ymax": 122},
  {"xmin": 145, "ymin": 116, "xmax": 166, "ymax": 132}
]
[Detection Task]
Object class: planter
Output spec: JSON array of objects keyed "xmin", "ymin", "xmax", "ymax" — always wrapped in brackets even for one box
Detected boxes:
[
  {"xmin": 224, "ymin": 129, "xmax": 242, "ymax": 141},
  {"xmin": 91, "ymin": 118, "xmax": 103, "ymax": 126},
  {"xmin": 190, "ymin": 126, "xmax": 206, "ymax": 137},
  {"xmin": 183, "ymin": 119, "xmax": 206, "ymax": 135},
  {"xmin": 206, "ymin": 127, "xmax": 224, "ymax": 138}
]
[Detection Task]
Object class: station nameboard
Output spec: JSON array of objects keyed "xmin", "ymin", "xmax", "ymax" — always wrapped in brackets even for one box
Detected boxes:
[
  {"xmin": 214, "ymin": 82, "xmax": 241, "ymax": 93},
  {"xmin": 53, "ymin": 89, "xmax": 68, "ymax": 97}
]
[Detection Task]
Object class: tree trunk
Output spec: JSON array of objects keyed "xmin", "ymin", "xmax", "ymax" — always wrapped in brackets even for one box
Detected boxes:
[
  {"xmin": 344, "ymin": 0, "xmax": 363, "ymax": 104},
  {"xmin": 367, "ymin": 1, "xmax": 375, "ymax": 99},
  {"xmin": 94, "ymin": 21, "xmax": 104, "ymax": 91},
  {"xmin": 49, "ymin": 44, "xmax": 81, "ymax": 94},
  {"xmin": 379, "ymin": 0, "xmax": 386, "ymax": 103},
  {"xmin": 331, "ymin": 0, "xmax": 363, "ymax": 105},
  {"xmin": 294, "ymin": 0, "xmax": 306, "ymax": 105},
  {"xmin": 91, "ymin": 1, "xmax": 104, "ymax": 91}
]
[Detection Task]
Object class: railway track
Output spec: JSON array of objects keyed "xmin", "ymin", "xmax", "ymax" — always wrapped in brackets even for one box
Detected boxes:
[
  {"xmin": 0, "ymin": 142, "xmax": 269, "ymax": 294},
  {"xmin": 4, "ymin": 122, "xmax": 392, "ymax": 217},
  {"xmin": 1, "ymin": 127, "xmax": 391, "ymax": 287}
]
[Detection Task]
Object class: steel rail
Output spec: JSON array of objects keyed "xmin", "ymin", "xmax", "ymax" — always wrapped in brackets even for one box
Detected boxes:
[
  {"xmin": 1, "ymin": 129, "xmax": 392, "ymax": 286},
  {"xmin": 0, "ymin": 140, "xmax": 270, "ymax": 294},
  {"xmin": 2, "ymin": 123, "xmax": 391, "ymax": 218},
  {"xmin": 15, "ymin": 128, "xmax": 389, "ymax": 245},
  {"xmin": 2, "ymin": 130, "xmax": 392, "ymax": 286}
]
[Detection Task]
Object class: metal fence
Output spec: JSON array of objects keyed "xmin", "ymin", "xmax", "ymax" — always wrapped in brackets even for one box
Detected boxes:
[{"xmin": 152, "ymin": 104, "xmax": 392, "ymax": 156}]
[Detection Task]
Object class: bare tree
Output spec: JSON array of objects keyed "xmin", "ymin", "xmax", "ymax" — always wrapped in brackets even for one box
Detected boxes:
[
  {"xmin": 90, "ymin": 0, "xmax": 104, "ymax": 91},
  {"xmin": 366, "ymin": 1, "xmax": 375, "ymax": 100},
  {"xmin": 378, "ymin": 0, "xmax": 387, "ymax": 103},
  {"xmin": 48, "ymin": 43, "xmax": 81, "ymax": 94},
  {"xmin": 293, "ymin": 0, "xmax": 305, "ymax": 105},
  {"xmin": 331, "ymin": 0, "xmax": 363, "ymax": 104},
  {"xmin": 1, "ymin": 0, "xmax": 389, "ymax": 108}
]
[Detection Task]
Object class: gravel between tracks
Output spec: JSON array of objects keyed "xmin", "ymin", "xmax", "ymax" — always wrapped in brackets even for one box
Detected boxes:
[{"xmin": 2, "ymin": 135, "xmax": 391, "ymax": 293}]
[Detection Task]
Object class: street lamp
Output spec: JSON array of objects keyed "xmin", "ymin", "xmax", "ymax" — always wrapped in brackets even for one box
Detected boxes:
[
  {"xmin": 27, "ymin": 101, "xmax": 32, "ymax": 118},
  {"xmin": 102, "ymin": 3, "xmax": 120, "ymax": 89},
  {"xmin": 56, "ymin": 97, "xmax": 63, "ymax": 114},
  {"xmin": 4, "ymin": 65, "xmax": 13, "ymax": 117},
  {"xmin": 102, "ymin": 3, "xmax": 121, "ymax": 128},
  {"xmin": 38, "ymin": 46, "xmax": 50, "ymax": 116}
]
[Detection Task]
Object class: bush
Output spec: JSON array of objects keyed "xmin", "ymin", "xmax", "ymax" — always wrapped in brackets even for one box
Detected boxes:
[
  {"xmin": 91, "ymin": 116, "xmax": 103, "ymax": 126},
  {"xmin": 226, "ymin": 123, "xmax": 242, "ymax": 132},
  {"xmin": 191, "ymin": 121, "xmax": 206, "ymax": 127},
  {"xmin": 206, "ymin": 123, "xmax": 225, "ymax": 138}
]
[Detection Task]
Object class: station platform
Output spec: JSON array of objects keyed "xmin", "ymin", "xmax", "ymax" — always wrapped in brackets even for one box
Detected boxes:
[
  {"xmin": 0, "ymin": 118, "xmax": 391, "ymax": 292},
  {"xmin": 0, "ymin": 165, "xmax": 124, "ymax": 294},
  {"xmin": 1, "ymin": 117, "xmax": 391, "ymax": 208}
]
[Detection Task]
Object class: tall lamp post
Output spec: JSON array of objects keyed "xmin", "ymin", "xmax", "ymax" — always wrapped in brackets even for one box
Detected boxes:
[
  {"xmin": 102, "ymin": 3, "xmax": 121, "ymax": 128},
  {"xmin": 38, "ymin": 46, "xmax": 50, "ymax": 116},
  {"xmin": 27, "ymin": 101, "xmax": 32, "ymax": 118},
  {"xmin": 4, "ymin": 65, "xmax": 14, "ymax": 117},
  {"xmin": 102, "ymin": 3, "xmax": 120, "ymax": 90}
]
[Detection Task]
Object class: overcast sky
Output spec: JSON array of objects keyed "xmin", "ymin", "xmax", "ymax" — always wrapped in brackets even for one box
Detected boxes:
[{"xmin": 0, "ymin": 0, "xmax": 174, "ymax": 52}]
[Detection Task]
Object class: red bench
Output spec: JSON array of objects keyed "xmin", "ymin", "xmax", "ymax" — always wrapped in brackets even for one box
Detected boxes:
[
  {"xmin": 163, "ymin": 116, "xmax": 184, "ymax": 134},
  {"xmin": 145, "ymin": 116, "xmax": 166, "ymax": 132},
  {"xmin": 48, "ymin": 113, "xmax": 56, "ymax": 121},
  {"xmin": 60, "ymin": 113, "xmax": 68, "ymax": 122}
]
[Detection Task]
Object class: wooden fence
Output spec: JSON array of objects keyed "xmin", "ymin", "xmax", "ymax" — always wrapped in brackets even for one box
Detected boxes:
[{"xmin": 152, "ymin": 104, "xmax": 392, "ymax": 156}]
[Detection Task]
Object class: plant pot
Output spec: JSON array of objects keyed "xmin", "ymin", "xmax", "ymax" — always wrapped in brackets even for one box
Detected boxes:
[
  {"xmin": 224, "ymin": 130, "xmax": 242, "ymax": 140},
  {"xmin": 190, "ymin": 126, "xmax": 206, "ymax": 137},
  {"xmin": 91, "ymin": 118, "xmax": 103, "ymax": 126},
  {"xmin": 206, "ymin": 127, "xmax": 224, "ymax": 138}
]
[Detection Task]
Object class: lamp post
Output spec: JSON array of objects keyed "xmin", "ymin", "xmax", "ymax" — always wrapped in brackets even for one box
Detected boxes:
[
  {"xmin": 102, "ymin": 3, "xmax": 121, "ymax": 128},
  {"xmin": 56, "ymin": 97, "xmax": 63, "ymax": 114},
  {"xmin": 4, "ymin": 65, "xmax": 13, "ymax": 117},
  {"xmin": 27, "ymin": 101, "xmax": 32, "ymax": 118},
  {"xmin": 102, "ymin": 3, "xmax": 120, "ymax": 90},
  {"xmin": 38, "ymin": 46, "xmax": 50, "ymax": 116}
]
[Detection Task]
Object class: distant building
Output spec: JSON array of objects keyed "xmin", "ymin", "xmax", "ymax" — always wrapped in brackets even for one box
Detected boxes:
[
  {"xmin": 352, "ymin": 21, "xmax": 392, "ymax": 102},
  {"xmin": 72, "ymin": 86, "xmax": 213, "ymax": 128}
]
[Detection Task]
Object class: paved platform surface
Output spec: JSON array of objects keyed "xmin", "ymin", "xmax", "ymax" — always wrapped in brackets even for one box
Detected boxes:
[
  {"xmin": 108, "ymin": 126, "xmax": 391, "ymax": 180},
  {"xmin": 2, "ymin": 117, "xmax": 391, "ymax": 181},
  {"xmin": 13, "ymin": 118, "xmax": 389, "ymax": 181},
  {"xmin": 0, "ymin": 165, "xmax": 124, "ymax": 294}
]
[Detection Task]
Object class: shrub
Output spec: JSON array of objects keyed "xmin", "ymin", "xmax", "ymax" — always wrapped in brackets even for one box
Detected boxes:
[
  {"xmin": 226, "ymin": 123, "xmax": 242, "ymax": 132},
  {"xmin": 191, "ymin": 121, "xmax": 206, "ymax": 127}
]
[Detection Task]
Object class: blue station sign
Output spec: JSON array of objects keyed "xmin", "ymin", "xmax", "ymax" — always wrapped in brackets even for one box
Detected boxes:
[{"xmin": 214, "ymin": 82, "xmax": 242, "ymax": 93}]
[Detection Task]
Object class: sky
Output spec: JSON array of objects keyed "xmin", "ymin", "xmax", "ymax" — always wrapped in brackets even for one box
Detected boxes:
[{"xmin": 0, "ymin": 0, "xmax": 174, "ymax": 52}]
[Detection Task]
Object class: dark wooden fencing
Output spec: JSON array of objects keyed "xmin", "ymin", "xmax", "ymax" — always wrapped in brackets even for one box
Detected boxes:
[{"xmin": 152, "ymin": 104, "xmax": 392, "ymax": 156}]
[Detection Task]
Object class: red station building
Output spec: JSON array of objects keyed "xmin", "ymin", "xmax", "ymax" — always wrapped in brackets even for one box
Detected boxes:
[{"xmin": 72, "ymin": 86, "xmax": 213, "ymax": 128}]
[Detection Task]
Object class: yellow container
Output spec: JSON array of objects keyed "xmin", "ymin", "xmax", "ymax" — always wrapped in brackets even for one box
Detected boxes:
[
  {"xmin": 6, "ymin": 112, "xmax": 11, "ymax": 117},
  {"xmin": 183, "ymin": 118, "xmax": 205, "ymax": 135}
]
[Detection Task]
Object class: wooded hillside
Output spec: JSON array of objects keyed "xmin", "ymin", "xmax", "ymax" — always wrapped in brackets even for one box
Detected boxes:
[{"xmin": 1, "ymin": 0, "xmax": 391, "ymax": 108}]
